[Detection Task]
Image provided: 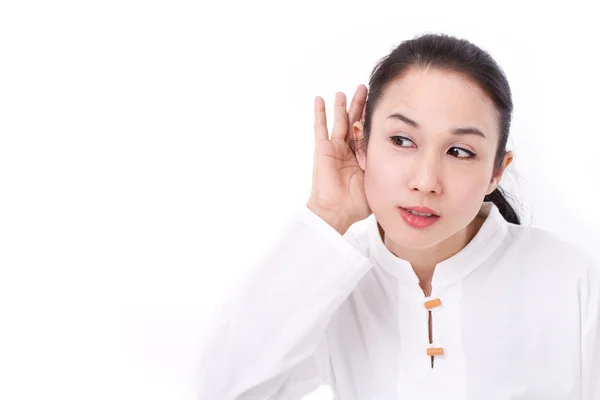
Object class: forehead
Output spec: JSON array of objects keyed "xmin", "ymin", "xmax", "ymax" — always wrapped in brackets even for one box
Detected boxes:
[{"xmin": 374, "ymin": 67, "xmax": 499, "ymax": 136}]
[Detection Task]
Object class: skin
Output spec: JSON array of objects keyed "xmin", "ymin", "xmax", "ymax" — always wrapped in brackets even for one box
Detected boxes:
[{"xmin": 352, "ymin": 67, "xmax": 514, "ymax": 292}]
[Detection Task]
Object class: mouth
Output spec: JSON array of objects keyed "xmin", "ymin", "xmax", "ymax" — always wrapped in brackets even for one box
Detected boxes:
[
  {"xmin": 399, "ymin": 206, "xmax": 440, "ymax": 217},
  {"xmin": 398, "ymin": 206, "xmax": 441, "ymax": 229}
]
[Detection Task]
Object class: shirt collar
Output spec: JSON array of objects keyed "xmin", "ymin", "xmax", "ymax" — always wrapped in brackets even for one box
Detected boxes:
[{"xmin": 367, "ymin": 201, "xmax": 509, "ymax": 289}]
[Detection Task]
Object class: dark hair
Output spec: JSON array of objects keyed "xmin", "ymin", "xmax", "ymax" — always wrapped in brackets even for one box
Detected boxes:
[{"xmin": 352, "ymin": 32, "xmax": 521, "ymax": 225}]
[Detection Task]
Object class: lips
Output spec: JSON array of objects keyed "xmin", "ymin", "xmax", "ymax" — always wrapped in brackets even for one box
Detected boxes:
[{"xmin": 398, "ymin": 207, "xmax": 440, "ymax": 229}]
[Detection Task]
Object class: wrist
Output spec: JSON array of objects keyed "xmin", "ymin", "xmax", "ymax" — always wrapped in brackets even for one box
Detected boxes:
[{"xmin": 306, "ymin": 201, "xmax": 352, "ymax": 235}]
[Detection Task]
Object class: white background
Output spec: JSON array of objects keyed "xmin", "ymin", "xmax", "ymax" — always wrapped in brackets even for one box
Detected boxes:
[{"xmin": 1, "ymin": 1, "xmax": 599, "ymax": 399}]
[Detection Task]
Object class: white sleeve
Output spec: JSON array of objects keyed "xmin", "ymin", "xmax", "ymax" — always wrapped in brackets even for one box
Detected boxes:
[
  {"xmin": 195, "ymin": 206, "xmax": 373, "ymax": 399},
  {"xmin": 581, "ymin": 254, "xmax": 600, "ymax": 399}
]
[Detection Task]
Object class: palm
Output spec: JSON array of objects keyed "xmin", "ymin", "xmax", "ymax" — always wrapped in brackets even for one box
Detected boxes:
[{"xmin": 309, "ymin": 86, "xmax": 372, "ymax": 223}]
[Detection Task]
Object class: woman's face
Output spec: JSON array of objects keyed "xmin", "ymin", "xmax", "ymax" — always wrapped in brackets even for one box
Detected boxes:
[{"xmin": 354, "ymin": 67, "xmax": 513, "ymax": 250}]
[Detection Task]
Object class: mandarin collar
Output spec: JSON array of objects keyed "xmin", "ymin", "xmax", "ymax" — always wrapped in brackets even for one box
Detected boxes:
[{"xmin": 367, "ymin": 201, "xmax": 509, "ymax": 289}]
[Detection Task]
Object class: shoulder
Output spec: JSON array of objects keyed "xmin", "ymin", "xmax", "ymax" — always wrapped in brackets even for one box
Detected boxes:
[
  {"xmin": 504, "ymin": 222, "xmax": 600, "ymax": 282},
  {"xmin": 505, "ymin": 222, "xmax": 593, "ymax": 262}
]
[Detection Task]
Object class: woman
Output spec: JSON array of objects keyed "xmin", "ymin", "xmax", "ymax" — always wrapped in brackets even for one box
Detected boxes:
[{"xmin": 196, "ymin": 33, "xmax": 600, "ymax": 399}]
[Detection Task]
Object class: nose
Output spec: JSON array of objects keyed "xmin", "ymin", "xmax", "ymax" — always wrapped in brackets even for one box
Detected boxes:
[{"xmin": 408, "ymin": 151, "xmax": 443, "ymax": 195}]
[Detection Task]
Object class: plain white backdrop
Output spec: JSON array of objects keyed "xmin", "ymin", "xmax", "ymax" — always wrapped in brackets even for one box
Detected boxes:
[{"xmin": 1, "ymin": 0, "xmax": 599, "ymax": 399}]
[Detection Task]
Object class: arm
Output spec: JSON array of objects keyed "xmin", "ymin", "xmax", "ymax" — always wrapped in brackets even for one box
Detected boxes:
[{"xmin": 196, "ymin": 205, "xmax": 373, "ymax": 399}]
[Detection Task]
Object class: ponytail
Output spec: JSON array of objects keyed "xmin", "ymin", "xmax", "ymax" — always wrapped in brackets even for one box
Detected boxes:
[{"xmin": 484, "ymin": 186, "xmax": 521, "ymax": 225}]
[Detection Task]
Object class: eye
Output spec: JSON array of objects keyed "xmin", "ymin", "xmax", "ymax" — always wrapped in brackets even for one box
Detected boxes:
[
  {"xmin": 390, "ymin": 135, "xmax": 415, "ymax": 148},
  {"xmin": 448, "ymin": 147, "xmax": 477, "ymax": 159}
]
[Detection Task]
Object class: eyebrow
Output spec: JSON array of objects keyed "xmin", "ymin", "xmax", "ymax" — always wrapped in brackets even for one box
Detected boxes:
[{"xmin": 386, "ymin": 112, "xmax": 487, "ymax": 139}]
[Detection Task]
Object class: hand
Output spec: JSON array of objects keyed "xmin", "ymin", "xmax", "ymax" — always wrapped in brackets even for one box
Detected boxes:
[{"xmin": 307, "ymin": 85, "xmax": 372, "ymax": 234}]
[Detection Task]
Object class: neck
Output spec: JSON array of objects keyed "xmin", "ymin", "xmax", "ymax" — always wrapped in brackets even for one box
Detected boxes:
[{"xmin": 380, "ymin": 215, "xmax": 486, "ymax": 287}]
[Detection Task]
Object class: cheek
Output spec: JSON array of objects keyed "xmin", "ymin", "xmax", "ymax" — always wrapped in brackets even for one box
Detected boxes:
[
  {"xmin": 446, "ymin": 169, "xmax": 491, "ymax": 202},
  {"xmin": 364, "ymin": 156, "xmax": 404, "ymax": 189},
  {"xmin": 363, "ymin": 164, "xmax": 394, "ymax": 208}
]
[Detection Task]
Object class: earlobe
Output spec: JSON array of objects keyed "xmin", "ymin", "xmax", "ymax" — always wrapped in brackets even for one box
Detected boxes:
[
  {"xmin": 504, "ymin": 150, "xmax": 514, "ymax": 169},
  {"xmin": 487, "ymin": 178, "xmax": 498, "ymax": 195},
  {"xmin": 487, "ymin": 151, "xmax": 514, "ymax": 194}
]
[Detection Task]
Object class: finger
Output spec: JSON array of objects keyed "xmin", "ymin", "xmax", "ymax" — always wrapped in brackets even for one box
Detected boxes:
[
  {"xmin": 348, "ymin": 84, "xmax": 368, "ymax": 125},
  {"xmin": 314, "ymin": 96, "xmax": 328, "ymax": 143},
  {"xmin": 331, "ymin": 91, "xmax": 349, "ymax": 141}
]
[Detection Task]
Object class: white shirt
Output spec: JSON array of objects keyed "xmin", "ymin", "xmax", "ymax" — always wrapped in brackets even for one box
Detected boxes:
[{"xmin": 196, "ymin": 201, "xmax": 600, "ymax": 399}]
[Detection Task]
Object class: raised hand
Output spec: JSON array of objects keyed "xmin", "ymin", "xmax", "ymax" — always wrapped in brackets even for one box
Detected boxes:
[{"xmin": 307, "ymin": 85, "xmax": 371, "ymax": 235}]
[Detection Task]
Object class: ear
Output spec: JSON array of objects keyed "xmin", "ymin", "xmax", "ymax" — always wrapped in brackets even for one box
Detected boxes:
[
  {"xmin": 352, "ymin": 120, "xmax": 367, "ymax": 171},
  {"xmin": 486, "ymin": 150, "xmax": 514, "ymax": 195}
]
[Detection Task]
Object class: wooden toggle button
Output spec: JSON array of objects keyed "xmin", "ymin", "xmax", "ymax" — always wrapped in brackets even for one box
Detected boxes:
[
  {"xmin": 424, "ymin": 298, "xmax": 442, "ymax": 309},
  {"xmin": 427, "ymin": 347, "xmax": 444, "ymax": 356}
]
